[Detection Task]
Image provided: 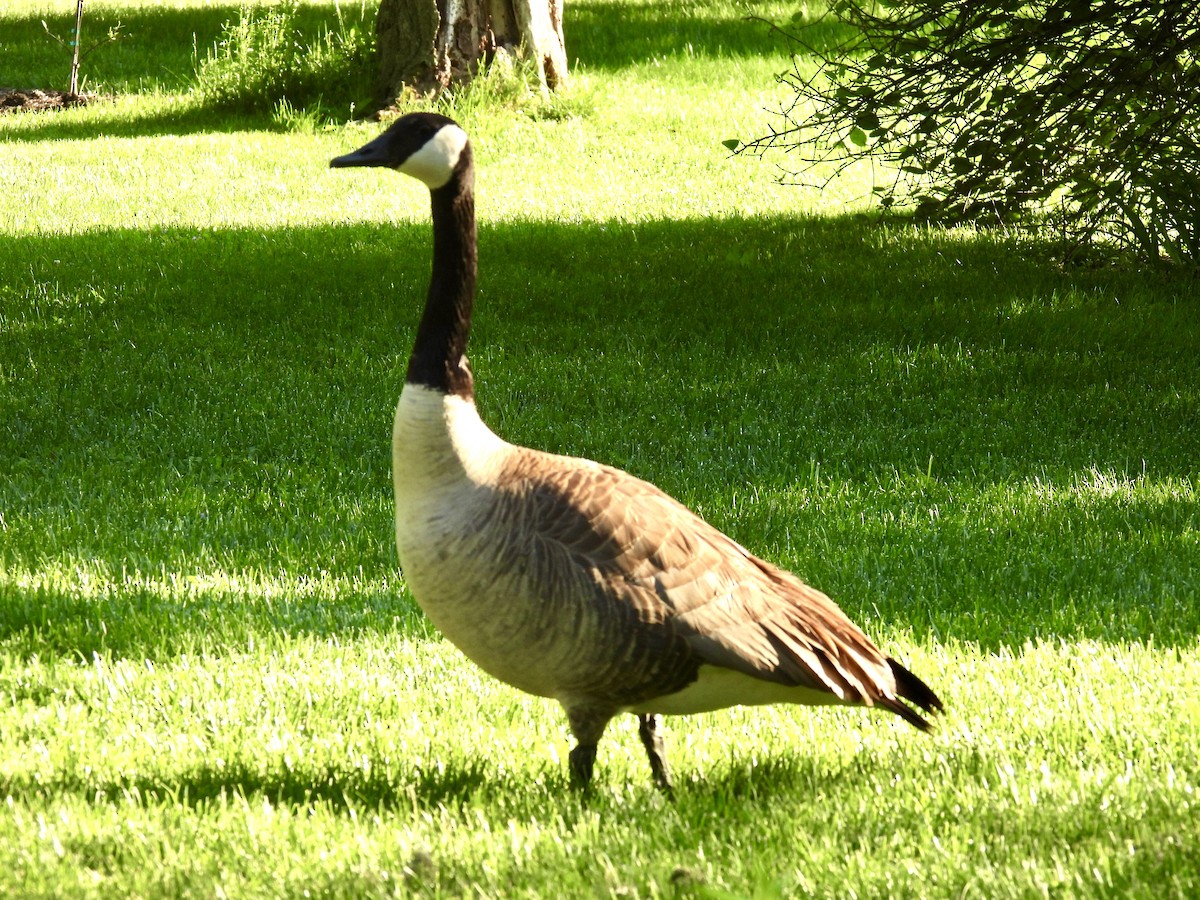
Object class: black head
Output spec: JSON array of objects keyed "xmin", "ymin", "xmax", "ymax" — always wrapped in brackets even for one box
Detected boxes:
[{"xmin": 330, "ymin": 112, "xmax": 469, "ymax": 189}]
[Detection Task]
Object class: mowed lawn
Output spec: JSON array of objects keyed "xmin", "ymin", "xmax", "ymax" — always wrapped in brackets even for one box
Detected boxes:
[{"xmin": 2, "ymin": 0, "xmax": 1199, "ymax": 896}]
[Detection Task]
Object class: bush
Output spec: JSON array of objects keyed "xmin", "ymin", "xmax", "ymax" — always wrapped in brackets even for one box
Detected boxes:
[
  {"xmin": 192, "ymin": 1, "xmax": 375, "ymax": 119},
  {"xmin": 740, "ymin": 0, "xmax": 1200, "ymax": 266}
]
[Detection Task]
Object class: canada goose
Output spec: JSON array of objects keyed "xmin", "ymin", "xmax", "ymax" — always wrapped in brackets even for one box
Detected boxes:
[{"xmin": 330, "ymin": 113, "xmax": 943, "ymax": 792}]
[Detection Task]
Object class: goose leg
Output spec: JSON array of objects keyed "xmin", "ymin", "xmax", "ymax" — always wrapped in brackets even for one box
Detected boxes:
[
  {"xmin": 565, "ymin": 706, "xmax": 611, "ymax": 792},
  {"xmin": 637, "ymin": 714, "xmax": 673, "ymax": 795},
  {"xmin": 568, "ymin": 743, "xmax": 597, "ymax": 790}
]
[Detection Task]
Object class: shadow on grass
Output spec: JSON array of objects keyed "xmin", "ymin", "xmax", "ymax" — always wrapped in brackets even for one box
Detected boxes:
[
  {"xmin": 0, "ymin": 101, "xmax": 288, "ymax": 142},
  {"xmin": 2, "ymin": 0, "xmax": 834, "ymax": 143},
  {"xmin": 2, "ymin": 213, "xmax": 1198, "ymax": 659},
  {"xmin": 679, "ymin": 750, "xmax": 840, "ymax": 803},
  {"xmin": 1, "ymin": 2, "xmax": 366, "ymax": 143},
  {"xmin": 569, "ymin": 0, "xmax": 853, "ymax": 71},
  {"xmin": 0, "ymin": 735, "xmax": 857, "ymax": 816},
  {"xmin": 1, "ymin": 4, "xmax": 237, "ymax": 96},
  {"xmin": 7, "ymin": 0, "xmax": 821, "ymax": 92},
  {"xmin": 1, "ymin": 755, "xmax": 504, "ymax": 816},
  {"xmin": 1, "ymin": 2, "xmax": 372, "ymax": 97},
  {"xmin": 0, "ymin": 748, "xmax": 847, "ymax": 819}
]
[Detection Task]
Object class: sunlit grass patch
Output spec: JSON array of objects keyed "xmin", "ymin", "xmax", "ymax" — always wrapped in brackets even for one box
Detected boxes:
[
  {"xmin": 1, "ymin": 0, "xmax": 1199, "ymax": 896},
  {"xmin": 2, "ymin": 636, "xmax": 1197, "ymax": 895}
]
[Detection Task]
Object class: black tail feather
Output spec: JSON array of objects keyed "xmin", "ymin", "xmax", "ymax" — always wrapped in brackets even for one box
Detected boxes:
[{"xmin": 881, "ymin": 658, "xmax": 944, "ymax": 731}]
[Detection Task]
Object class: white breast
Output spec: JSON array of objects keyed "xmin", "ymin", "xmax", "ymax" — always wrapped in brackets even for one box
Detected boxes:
[
  {"xmin": 391, "ymin": 386, "xmax": 561, "ymax": 692},
  {"xmin": 391, "ymin": 383, "xmax": 509, "ymax": 592},
  {"xmin": 392, "ymin": 385, "xmax": 509, "ymax": 502}
]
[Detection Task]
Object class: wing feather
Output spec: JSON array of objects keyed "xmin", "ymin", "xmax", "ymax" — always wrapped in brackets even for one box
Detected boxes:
[{"xmin": 503, "ymin": 448, "xmax": 937, "ymax": 722}]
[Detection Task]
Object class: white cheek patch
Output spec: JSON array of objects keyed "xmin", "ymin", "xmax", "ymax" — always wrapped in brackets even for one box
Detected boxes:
[{"xmin": 399, "ymin": 124, "xmax": 470, "ymax": 189}]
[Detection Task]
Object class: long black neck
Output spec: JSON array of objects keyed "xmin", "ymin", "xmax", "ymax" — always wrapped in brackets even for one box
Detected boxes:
[{"xmin": 407, "ymin": 146, "xmax": 476, "ymax": 398}]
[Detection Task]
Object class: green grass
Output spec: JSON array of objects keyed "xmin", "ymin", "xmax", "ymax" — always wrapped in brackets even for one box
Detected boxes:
[{"xmin": 2, "ymin": 0, "xmax": 1200, "ymax": 896}]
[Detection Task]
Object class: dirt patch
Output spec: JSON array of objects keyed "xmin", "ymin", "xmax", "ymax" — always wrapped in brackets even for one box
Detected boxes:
[{"xmin": 1, "ymin": 88, "xmax": 95, "ymax": 113}]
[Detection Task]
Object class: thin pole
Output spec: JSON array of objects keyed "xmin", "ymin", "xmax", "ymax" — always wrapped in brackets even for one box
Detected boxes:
[{"xmin": 69, "ymin": 0, "xmax": 84, "ymax": 95}]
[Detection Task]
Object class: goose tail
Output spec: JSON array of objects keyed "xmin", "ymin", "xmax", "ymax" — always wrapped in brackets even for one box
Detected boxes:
[{"xmin": 878, "ymin": 658, "xmax": 944, "ymax": 732}]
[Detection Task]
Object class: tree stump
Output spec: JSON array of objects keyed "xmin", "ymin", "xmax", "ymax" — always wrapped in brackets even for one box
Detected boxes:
[{"xmin": 375, "ymin": 0, "xmax": 567, "ymax": 107}]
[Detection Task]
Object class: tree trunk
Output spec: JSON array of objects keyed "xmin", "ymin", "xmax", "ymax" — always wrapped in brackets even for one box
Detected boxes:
[{"xmin": 375, "ymin": 0, "xmax": 567, "ymax": 107}]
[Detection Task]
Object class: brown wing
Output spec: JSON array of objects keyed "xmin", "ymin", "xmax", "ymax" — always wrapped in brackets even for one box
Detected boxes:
[{"xmin": 503, "ymin": 448, "xmax": 941, "ymax": 725}]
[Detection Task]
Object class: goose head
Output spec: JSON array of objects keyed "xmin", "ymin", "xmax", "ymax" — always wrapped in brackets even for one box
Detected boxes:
[{"xmin": 330, "ymin": 112, "xmax": 470, "ymax": 190}]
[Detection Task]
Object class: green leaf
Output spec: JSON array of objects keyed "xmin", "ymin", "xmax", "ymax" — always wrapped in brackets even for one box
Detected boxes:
[
  {"xmin": 721, "ymin": 139, "xmax": 741, "ymax": 152},
  {"xmin": 855, "ymin": 109, "xmax": 881, "ymax": 131},
  {"xmin": 848, "ymin": 127, "xmax": 868, "ymax": 147},
  {"xmin": 950, "ymin": 156, "xmax": 973, "ymax": 175}
]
